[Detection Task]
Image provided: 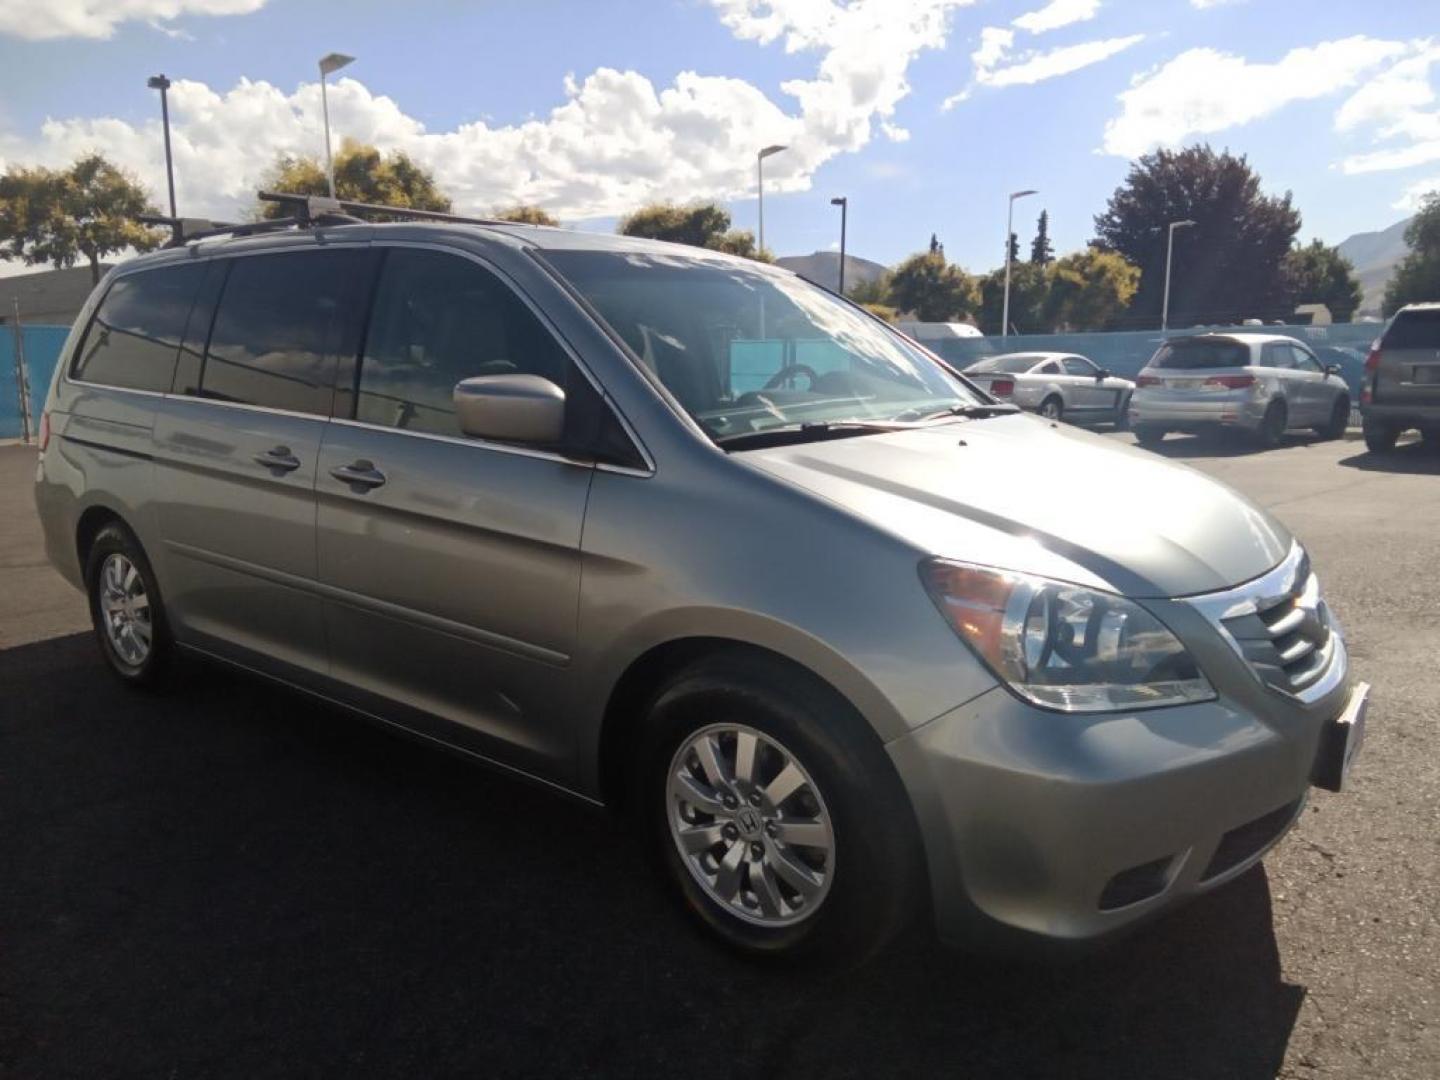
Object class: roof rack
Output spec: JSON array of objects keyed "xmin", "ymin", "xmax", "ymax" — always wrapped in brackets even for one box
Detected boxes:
[
  {"xmin": 257, "ymin": 190, "xmax": 509, "ymax": 227},
  {"xmin": 140, "ymin": 212, "xmax": 312, "ymax": 249}
]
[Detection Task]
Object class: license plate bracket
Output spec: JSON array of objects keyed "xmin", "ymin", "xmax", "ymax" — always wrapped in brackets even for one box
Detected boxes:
[{"xmin": 1313, "ymin": 681, "xmax": 1369, "ymax": 793}]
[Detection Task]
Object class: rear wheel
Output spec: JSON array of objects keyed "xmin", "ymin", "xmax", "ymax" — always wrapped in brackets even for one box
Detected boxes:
[
  {"xmin": 637, "ymin": 652, "xmax": 920, "ymax": 965},
  {"xmin": 1256, "ymin": 400, "xmax": 1288, "ymax": 448},
  {"xmin": 85, "ymin": 523, "xmax": 172, "ymax": 685},
  {"xmin": 1038, "ymin": 396, "xmax": 1064, "ymax": 422},
  {"xmin": 1113, "ymin": 395, "xmax": 1132, "ymax": 431},
  {"xmin": 1134, "ymin": 425, "xmax": 1166, "ymax": 447},
  {"xmin": 1363, "ymin": 419, "xmax": 1400, "ymax": 454},
  {"xmin": 1316, "ymin": 396, "xmax": 1350, "ymax": 440}
]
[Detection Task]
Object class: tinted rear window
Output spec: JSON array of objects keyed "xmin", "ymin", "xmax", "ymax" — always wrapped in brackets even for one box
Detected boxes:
[
  {"xmin": 1383, "ymin": 309, "xmax": 1440, "ymax": 350},
  {"xmin": 1150, "ymin": 339, "xmax": 1250, "ymax": 370},
  {"xmin": 71, "ymin": 264, "xmax": 205, "ymax": 392},
  {"xmin": 199, "ymin": 251, "xmax": 364, "ymax": 415},
  {"xmin": 967, "ymin": 354, "xmax": 1043, "ymax": 373}
]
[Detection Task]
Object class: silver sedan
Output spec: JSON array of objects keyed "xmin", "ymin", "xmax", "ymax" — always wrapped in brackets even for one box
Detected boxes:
[{"xmin": 963, "ymin": 352, "xmax": 1135, "ymax": 425}]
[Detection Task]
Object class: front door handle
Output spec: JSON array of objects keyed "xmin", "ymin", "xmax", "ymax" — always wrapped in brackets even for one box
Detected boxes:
[
  {"xmin": 253, "ymin": 445, "xmax": 301, "ymax": 473},
  {"xmin": 329, "ymin": 459, "xmax": 387, "ymax": 492}
]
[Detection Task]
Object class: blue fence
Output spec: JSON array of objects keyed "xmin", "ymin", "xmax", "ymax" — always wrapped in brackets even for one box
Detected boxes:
[
  {"xmin": 2, "ymin": 325, "xmax": 69, "ymax": 439},
  {"xmin": 925, "ymin": 322, "xmax": 1383, "ymax": 400}
]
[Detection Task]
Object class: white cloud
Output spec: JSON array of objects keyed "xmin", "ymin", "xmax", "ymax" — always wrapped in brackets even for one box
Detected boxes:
[
  {"xmin": 1013, "ymin": 0, "xmax": 1099, "ymax": 35},
  {"xmin": 944, "ymin": 25, "xmax": 1141, "ymax": 108},
  {"xmin": 1394, "ymin": 175, "xmax": 1440, "ymax": 211},
  {"xmin": 0, "ymin": 0, "xmax": 266, "ymax": 40},
  {"xmin": 1335, "ymin": 43, "xmax": 1440, "ymax": 176},
  {"xmin": 1102, "ymin": 37, "xmax": 1409, "ymax": 157},
  {"xmin": 1190, "ymin": 0, "xmax": 1245, "ymax": 8},
  {"xmin": 0, "ymin": 0, "xmax": 976, "ymax": 223}
]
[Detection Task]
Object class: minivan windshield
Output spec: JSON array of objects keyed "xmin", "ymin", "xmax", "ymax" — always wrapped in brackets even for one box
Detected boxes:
[
  {"xmin": 544, "ymin": 250, "xmax": 985, "ymax": 442},
  {"xmin": 1150, "ymin": 338, "xmax": 1250, "ymax": 370}
]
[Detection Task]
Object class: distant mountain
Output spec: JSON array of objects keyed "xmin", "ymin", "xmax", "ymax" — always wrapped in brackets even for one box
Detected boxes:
[
  {"xmin": 776, "ymin": 250, "xmax": 887, "ymax": 293},
  {"xmin": 1337, "ymin": 215, "xmax": 1413, "ymax": 315}
]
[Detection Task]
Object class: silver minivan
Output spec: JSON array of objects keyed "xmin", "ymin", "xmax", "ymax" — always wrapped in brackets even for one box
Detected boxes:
[{"xmin": 34, "ymin": 213, "xmax": 1367, "ymax": 963}]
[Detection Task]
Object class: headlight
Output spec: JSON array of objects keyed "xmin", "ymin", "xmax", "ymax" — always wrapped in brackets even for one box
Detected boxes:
[{"xmin": 920, "ymin": 559, "xmax": 1215, "ymax": 713}]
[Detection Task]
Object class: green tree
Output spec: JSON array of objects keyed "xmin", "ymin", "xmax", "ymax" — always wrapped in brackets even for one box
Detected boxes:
[
  {"xmin": 977, "ymin": 260, "xmax": 1047, "ymax": 335},
  {"xmin": 1284, "ymin": 240, "xmax": 1363, "ymax": 322},
  {"xmin": 1030, "ymin": 210, "xmax": 1054, "ymax": 266},
  {"xmin": 887, "ymin": 250, "xmax": 979, "ymax": 322},
  {"xmin": 1093, "ymin": 144, "xmax": 1301, "ymax": 326},
  {"xmin": 1043, "ymin": 247, "xmax": 1141, "ymax": 331},
  {"xmin": 495, "ymin": 205, "xmax": 559, "ymax": 226},
  {"xmin": 1383, "ymin": 191, "xmax": 1440, "ymax": 315},
  {"xmin": 0, "ymin": 154, "xmax": 163, "ymax": 284},
  {"xmin": 618, "ymin": 201, "xmax": 768, "ymax": 259},
  {"xmin": 258, "ymin": 140, "xmax": 452, "ymax": 219}
]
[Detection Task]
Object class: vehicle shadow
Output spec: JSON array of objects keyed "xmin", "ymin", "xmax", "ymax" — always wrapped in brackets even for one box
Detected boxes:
[
  {"xmin": 1337, "ymin": 439, "xmax": 1440, "ymax": 474},
  {"xmin": 1, "ymin": 633, "xmax": 1304, "ymax": 1079},
  {"xmin": 1124, "ymin": 429, "xmax": 1343, "ymax": 460}
]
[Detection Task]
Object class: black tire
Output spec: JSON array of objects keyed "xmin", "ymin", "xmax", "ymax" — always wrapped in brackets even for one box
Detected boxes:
[
  {"xmin": 85, "ymin": 522, "xmax": 173, "ymax": 686},
  {"xmin": 1316, "ymin": 397, "xmax": 1350, "ymax": 440},
  {"xmin": 1363, "ymin": 419, "xmax": 1400, "ymax": 454},
  {"xmin": 635, "ymin": 651, "xmax": 922, "ymax": 966},
  {"xmin": 1038, "ymin": 396, "xmax": 1064, "ymax": 422},
  {"xmin": 1256, "ymin": 400, "xmax": 1287, "ymax": 449},
  {"xmin": 1134, "ymin": 425, "xmax": 1166, "ymax": 447},
  {"xmin": 1113, "ymin": 396, "xmax": 1132, "ymax": 431}
]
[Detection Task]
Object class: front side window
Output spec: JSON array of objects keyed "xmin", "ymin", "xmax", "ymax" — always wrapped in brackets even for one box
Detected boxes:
[
  {"xmin": 1062, "ymin": 356, "xmax": 1096, "ymax": 377},
  {"xmin": 1292, "ymin": 345, "xmax": 1321, "ymax": 372},
  {"xmin": 72, "ymin": 264, "xmax": 205, "ymax": 392},
  {"xmin": 543, "ymin": 250, "xmax": 981, "ymax": 441},
  {"xmin": 354, "ymin": 248, "xmax": 570, "ymax": 437},
  {"xmin": 198, "ymin": 250, "xmax": 363, "ymax": 415}
]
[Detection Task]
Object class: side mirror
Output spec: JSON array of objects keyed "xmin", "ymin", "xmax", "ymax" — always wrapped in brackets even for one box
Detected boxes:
[
  {"xmin": 454, "ymin": 374, "xmax": 565, "ymax": 444},
  {"xmin": 1095, "ymin": 368, "xmax": 1111, "ymax": 380},
  {"xmin": 1324, "ymin": 364, "xmax": 1341, "ymax": 377}
]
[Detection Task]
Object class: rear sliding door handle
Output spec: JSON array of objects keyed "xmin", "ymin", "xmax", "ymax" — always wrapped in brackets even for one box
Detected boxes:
[
  {"xmin": 329, "ymin": 459, "xmax": 387, "ymax": 491},
  {"xmin": 253, "ymin": 445, "xmax": 301, "ymax": 473}
]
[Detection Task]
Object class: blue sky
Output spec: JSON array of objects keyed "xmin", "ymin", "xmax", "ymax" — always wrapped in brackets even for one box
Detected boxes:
[{"xmin": 0, "ymin": 0, "xmax": 1437, "ymax": 274}]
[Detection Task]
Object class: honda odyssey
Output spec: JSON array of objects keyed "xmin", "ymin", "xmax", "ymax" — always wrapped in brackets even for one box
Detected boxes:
[{"xmin": 33, "ymin": 203, "xmax": 1368, "ymax": 961}]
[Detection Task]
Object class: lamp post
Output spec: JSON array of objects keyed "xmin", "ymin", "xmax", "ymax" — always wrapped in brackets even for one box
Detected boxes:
[
  {"xmin": 146, "ymin": 74, "xmax": 177, "ymax": 219},
  {"xmin": 830, "ymin": 196, "xmax": 848, "ymax": 294},
  {"xmin": 1002, "ymin": 189, "xmax": 1037, "ymax": 339},
  {"xmin": 318, "ymin": 52, "xmax": 355, "ymax": 198},
  {"xmin": 756, "ymin": 144, "xmax": 787, "ymax": 257},
  {"xmin": 1162, "ymin": 219, "xmax": 1196, "ymax": 332}
]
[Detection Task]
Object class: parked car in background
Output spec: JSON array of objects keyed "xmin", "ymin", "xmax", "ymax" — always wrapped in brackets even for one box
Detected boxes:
[
  {"xmin": 1360, "ymin": 303, "xmax": 1440, "ymax": 453},
  {"xmin": 962, "ymin": 352, "xmax": 1134, "ymax": 426},
  {"xmin": 34, "ymin": 213, "xmax": 1365, "ymax": 964},
  {"xmin": 1130, "ymin": 333, "xmax": 1351, "ymax": 448}
]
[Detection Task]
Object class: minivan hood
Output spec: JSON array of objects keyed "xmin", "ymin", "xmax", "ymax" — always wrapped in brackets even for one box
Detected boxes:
[{"xmin": 741, "ymin": 414, "xmax": 1290, "ymax": 598}]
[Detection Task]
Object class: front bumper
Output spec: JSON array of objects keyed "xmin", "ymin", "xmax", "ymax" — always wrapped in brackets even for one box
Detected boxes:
[{"xmin": 888, "ymin": 556, "xmax": 1353, "ymax": 948}]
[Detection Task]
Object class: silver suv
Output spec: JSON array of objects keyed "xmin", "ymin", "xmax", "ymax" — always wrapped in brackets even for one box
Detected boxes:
[
  {"xmin": 1360, "ymin": 303, "xmax": 1440, "ymax": 452},
  {"xmin": 1130, "ymin": 332, "xmax": 1351, "ymax": 448},
  {"xmin": 33, "ymin": 214, "xmax": 1367, "ymax": 962}
]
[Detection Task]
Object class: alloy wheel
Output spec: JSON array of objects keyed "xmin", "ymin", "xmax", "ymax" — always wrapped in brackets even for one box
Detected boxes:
[
  {"xmin": 667, "ymin": 723, "xmax": 835, "ymax": 927},
  {"xmin": 99, "ymin": 553, "xmax": 152, "ymax": 667}
]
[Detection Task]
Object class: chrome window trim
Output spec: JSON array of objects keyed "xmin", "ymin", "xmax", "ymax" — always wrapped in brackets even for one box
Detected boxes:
[
  {"xmin": 1186, "ymin": 543, "xmax": 1346, "ymax": 705},
  {"xmin": 328, "ymin": 415, "xmax": 594, "ymax": 470},
  {"xmin": 161, "ymin": 392, "xmax": 332, "ymax": 424},
  {"xmin": 64, "ymin": 379, "xmax": 170, "ymax": 400},
  {"xmin": 362, "ymin": 239, "xmax": 656, "ymax": 476}
]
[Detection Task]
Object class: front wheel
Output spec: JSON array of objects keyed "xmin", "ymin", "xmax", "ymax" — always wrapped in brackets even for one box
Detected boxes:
[
  {"xmin": 1134, "ymin": 425, "xmax": 1166, "ymax": 447},
  {"xmin": 85, "ymin": 522, "xmax": 173, "ymax": 685},
  {"xmin": 1316, "ymin": 397, "xmax": 1350, "ymax": 440},
  {"xmin": 638, "ymin": 653, "xmax": 920, "ymax": 964}
]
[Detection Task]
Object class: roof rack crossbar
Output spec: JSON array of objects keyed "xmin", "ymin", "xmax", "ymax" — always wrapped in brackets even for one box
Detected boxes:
[{"xmin": 257, "ymin": 190, "xmax": 511, "ymax": 227}]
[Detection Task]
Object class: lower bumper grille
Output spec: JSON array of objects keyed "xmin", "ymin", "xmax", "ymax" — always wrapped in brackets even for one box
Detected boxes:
[{"xmin": 1202, "ymin": 799, "xmax": 1300, "ymax": 880}]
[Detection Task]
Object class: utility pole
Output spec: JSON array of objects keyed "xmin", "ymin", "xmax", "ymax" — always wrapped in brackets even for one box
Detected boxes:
[
  {"xmin": 756, "ymin": 144, "xmax": 787, "ymax": 257},
  {"xmin": 831, "ymin": 196, "xmax": 848, "ymax": 295},
  {"xmin": 147, "ymin": 75, "xmax": 177, "ymax": 218},
  {"xmin": 1002, "ymin": 189, "xmax": 1037, "ymax": 338},
  {"xmin": 10, "ymin": 297, "xmax": 33, "ymax": 444},
  {"xmin": 1163, "ymin": 219, "xmax": 1196, "ymax": 331}
]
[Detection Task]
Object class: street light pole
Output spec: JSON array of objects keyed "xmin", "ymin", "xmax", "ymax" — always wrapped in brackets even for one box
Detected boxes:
[
  {"xmin": 756, "ymin": 144, "xmax": 787, "ymax": 257},
  {"xmin": 1162, "ymin": 219, "xmax": 1196, "ymax": 332},
  {"xmin": 830, "ymin": 196, "xmax": 848, "ymax": 294},
  {"xmin": 1002, "ymin": 189, "xmax": 1037, "ymax": 339},
  {"xmin": 318, "ymin": 53, "xmax": 355, "ymax": 198},
  {"xmin": 146, "ymin": 75, "xmax": 177, "ymax": 219}
]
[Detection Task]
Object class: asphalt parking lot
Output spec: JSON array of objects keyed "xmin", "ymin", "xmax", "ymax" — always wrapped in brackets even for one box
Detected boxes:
[{"xmin": 2, "ymin": 431, "xmax": 1438, "ymax": 1079}]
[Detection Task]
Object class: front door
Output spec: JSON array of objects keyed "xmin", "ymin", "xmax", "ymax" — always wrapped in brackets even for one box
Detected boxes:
[
  {"xmin": 315, "ymin": 246, "xmax": 594, "ymax": 783},
  {"xmin": 152, "ymin": 246, "xmax": 371, "ymax": 680}
]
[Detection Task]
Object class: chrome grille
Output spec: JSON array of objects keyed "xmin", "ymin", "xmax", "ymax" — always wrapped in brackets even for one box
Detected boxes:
[{"xmin": 1188, "ymin": 545, "xmax": 1342, "ymax": 702}]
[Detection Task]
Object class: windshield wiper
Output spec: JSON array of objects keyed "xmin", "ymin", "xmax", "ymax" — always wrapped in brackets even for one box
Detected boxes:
[
  {"xmin": 908, "ymin": 402, "xmax": 1021, "ymax": 422},
  {"xmin": 713, "ymin": 419, "xmax": 914, "ymax": 451}
]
